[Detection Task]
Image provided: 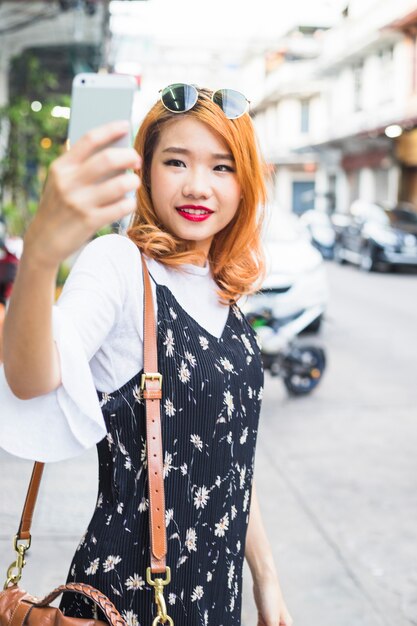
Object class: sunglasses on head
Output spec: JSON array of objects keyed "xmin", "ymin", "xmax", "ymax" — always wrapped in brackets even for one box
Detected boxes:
[{"xmin": 159, "ymin": 83, "xmax": 250, "ymax": 120}]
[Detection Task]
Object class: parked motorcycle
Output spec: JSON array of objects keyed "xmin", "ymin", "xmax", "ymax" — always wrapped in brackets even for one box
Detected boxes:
[{"xmin": 247, "ymin": 304, "xmax": 326, "ymax": 396}]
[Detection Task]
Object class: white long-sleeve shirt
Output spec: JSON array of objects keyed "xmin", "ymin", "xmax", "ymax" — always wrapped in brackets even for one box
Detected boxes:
[{"xmin": 0, "ymin": 234, "xmax": 230, "ymax": 463}]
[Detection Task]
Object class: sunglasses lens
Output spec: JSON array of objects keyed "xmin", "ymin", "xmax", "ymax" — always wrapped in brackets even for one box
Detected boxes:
[
  {"xmin": 212, "ymin": 89, "xmax": 248, "ymax": 119},
  {"xmin": 161, "ymin": 83, "xmax": 198, "ymax": 113}
]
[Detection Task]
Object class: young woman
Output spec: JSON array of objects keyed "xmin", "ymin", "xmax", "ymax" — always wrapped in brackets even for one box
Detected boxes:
[{"xmin": 1, "ymin": 84, "xmax": 293, "ymax": 626}]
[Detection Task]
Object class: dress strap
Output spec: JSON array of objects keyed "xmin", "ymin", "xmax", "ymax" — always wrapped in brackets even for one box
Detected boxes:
[{"xmin": 145, "ymin": 267, "xmax": 158, "ymax": 285}]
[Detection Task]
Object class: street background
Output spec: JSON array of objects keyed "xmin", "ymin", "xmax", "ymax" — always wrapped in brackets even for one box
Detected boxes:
[
  {"xmin": 1, "ymin": 263, "xmax": 417, "ymax": 625},
  {"xmin": 2, "ymin": 1, "xmax": 417, "ymax": 625}
]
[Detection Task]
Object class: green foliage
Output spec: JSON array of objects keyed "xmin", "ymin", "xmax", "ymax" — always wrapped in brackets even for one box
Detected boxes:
[
  {"xmin": 2, "ymin": 201, "xmax": 38, "ymax": 236},
  {"xmin": 0, "ymin": 55, "xmax": 69, "ymax": 235},
  {"xmin": 56, "ymin": 261, "xmax": 71, "ymax": 287}
]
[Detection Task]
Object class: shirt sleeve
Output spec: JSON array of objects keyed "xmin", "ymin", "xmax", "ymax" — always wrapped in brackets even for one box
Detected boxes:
[{"xmin": 0, "ymin": 234, "xmax": 136, "ymax": 463}]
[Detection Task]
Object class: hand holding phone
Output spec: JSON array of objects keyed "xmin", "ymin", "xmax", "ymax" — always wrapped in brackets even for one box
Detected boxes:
[{"xmin": 24, "ymin": 74, "xmax": 141, "ymax": 269}]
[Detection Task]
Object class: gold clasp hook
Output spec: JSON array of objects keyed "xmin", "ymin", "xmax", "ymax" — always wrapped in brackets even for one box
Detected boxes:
[
  {"xmin": 146, "ymin": 566, "xmax": 173, "ymax": 626},
  {"xmin": 3, "ymin": 535, "xmax": 31, "ymax": 590}
]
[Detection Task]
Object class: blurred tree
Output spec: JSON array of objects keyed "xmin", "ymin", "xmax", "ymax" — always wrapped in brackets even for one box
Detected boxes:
[{"xmin": 0, "ymin": 54, "xmax": 69, "ymax": 235}]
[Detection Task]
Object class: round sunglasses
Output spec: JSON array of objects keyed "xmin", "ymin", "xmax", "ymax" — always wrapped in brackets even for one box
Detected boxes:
[{"xmin": 159, "ymin": 83, "xmax": 250, "ymax": 120}]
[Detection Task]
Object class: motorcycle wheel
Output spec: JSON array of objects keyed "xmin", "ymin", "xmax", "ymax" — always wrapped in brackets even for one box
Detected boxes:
[{"xmin": 283, "ymin": 345, "xmax": 326, "ymax": 396}]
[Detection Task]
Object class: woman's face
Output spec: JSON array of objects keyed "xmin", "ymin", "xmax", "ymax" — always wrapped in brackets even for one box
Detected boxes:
[{"xmin": 150, "ymin": 116, "xmax": 242, "ymax": 261}]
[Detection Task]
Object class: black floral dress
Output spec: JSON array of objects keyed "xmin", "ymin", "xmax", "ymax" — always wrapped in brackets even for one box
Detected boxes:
[{"xmin": 59, "ymin": 273, "xmax": 264, "ymax": 626}]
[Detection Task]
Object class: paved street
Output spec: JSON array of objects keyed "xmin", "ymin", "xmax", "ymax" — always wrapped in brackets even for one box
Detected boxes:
[{"xmin": 1, "ymin": 262, "xmax": 417, "ymax": 626}]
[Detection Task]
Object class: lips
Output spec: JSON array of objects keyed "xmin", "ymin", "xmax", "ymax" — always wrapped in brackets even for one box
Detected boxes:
[{"xmin": 176, "ymin": 205, "xmax": 214, "ymax": 222}]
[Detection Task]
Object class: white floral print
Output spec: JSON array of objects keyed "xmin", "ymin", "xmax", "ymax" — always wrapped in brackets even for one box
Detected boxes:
[
  {"xmin": 165, "ymin": 398, "xmax": 176, "ymax": 417},
  {"xmin": 118, "ymin": 441, "xmax": 128, "ymax": 456},
  {"xmin": 185, "ymin": 351, "xmax": 197, "ymax": 367},
  {"xmin": 190, "ymin": 434, "xmax": 203, "ymax": 451},
  {"xmin": 132, "ymin": 385, "xmax": 142, "ymax": 403},
  {"xmin": 227, "ymin": 562, "xmax": 235, "ymax": 589},
  {"xmin": 121, "ymin": 610, "xmax": 139, "ymax": 626},
  {"xmin": 220, "ymin": 357, "xmax": 234, "ymax": 372},
  {"xmin": 239, "ymin": 465, "xmax": 246, "ymax": 489},
  {"xmin": 164, "ymin": 328, "xmax": 175, "ymax": 357},
  {"xmin": 243, "ymin": 489, "xmax": 250, "ymax": 512},
  {"xmin": 99, "ymin": 392, "xmax": 113, "ymax": 408},
  {"xmin": 223, "ymin": 390, "xmax": 235, "ymax": 418},
  {"xmin": 214, "ymin": 512, "xmax": 229, "ymax": 537},
  {"xmin": 138, "ymin": 497, "xmax": 148, "ymax": 513},
  {"xmin": 163, "ymin": 451, "xmax": 174, "ymax": 478},
  {"xmin": 199, "ymin": 335, "xmax": 209, "ymax": 350},
  {"xmin": 240, "ymin": 333, "xmax": 254, "ymax": 355},
  {"xmin": 185, "ymin": 527, "xmax": 197, "ymax": 552},
  {"xmin": 85, "ymin": 558, "xmax": 100, "ymax": 575},
  {"xmin": 194, "ymin": 486, "xmax": 210, "ymax": 510},
  {"xmin": 168, "ymin": 593, "xmax": 176, "ymax": 605},
  {"xmin": 103, "ymin": 554, "xmax": 122, "ymax": 572},
  {"xmin": 178, "ymin": 360, "xmax": 191, "ymax": 383},
  {"xmin": 140, "ymin": 441, "xmax": 147, "ymax": 467},
  {"xmin": 191, "ymin": 586, "xmax": 204, "ymax": 602},
  {"xmin": 125, "ymin": 574, "xmax": 144, "ymax": 591}
]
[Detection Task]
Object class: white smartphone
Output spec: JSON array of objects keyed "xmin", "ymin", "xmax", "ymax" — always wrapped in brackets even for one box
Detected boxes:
[{"xmin": 68, "ymin": 72, "xmax": 137, "ymax": 149}]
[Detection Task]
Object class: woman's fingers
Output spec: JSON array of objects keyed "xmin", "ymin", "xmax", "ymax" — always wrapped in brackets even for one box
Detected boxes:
[
  {"xmin": 79, "ymin": 146, "xmax": 141, "ymax": 184},
  {"xmin": 81, "ymin": 171, "xmax": 141, "ymax": 208},
  {"xmin": 91, "ymin": 195, "xmax": 138, "ymax": 227},
  {"xmin": 66, "ymin": 120, "xmax": 131, "ymax": 163}
]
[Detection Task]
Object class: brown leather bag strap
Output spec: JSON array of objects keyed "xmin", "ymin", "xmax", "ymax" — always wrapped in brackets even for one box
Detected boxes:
[
  {"xmin": 140, "ymin": 254, "xmax": 167, "ymax": 573},
  {"xmin": 16, "ymin": 462, "xmax": 44, "ymax": 541},
  {"xmin": 28, "ymin": 582, "xmax": 125, "ymax": 626},
  {"xmin": 14, "ymin": 253, "xmax": 167, "ymax": 576}
]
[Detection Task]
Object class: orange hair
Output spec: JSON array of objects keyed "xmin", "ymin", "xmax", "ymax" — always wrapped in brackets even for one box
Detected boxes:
[{"xmin": 127, "ymin": 88, "xmax": 268, "ymax": 305}]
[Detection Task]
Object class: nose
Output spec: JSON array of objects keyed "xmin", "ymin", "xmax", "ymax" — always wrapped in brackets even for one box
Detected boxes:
[{"xmin": 182, "ymin": 167, "xmax": 212, "ymax": 199}]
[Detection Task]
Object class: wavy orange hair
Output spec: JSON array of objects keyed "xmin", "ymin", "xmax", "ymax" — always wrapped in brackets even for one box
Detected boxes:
[{"xmin": 127, "ymin": 88, "xmax": 268, "ymax": 305}]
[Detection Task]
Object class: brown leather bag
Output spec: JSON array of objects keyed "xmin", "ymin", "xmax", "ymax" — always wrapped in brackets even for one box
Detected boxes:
[{"xmin": 0, "ymin": 255, "xmax": 172, "ymax": 626}]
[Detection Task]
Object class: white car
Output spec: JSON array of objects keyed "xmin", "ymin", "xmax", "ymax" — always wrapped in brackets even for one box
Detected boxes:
[{"xmin": 240, "ymin": 212, "xmax": 329, "ymax": 332}]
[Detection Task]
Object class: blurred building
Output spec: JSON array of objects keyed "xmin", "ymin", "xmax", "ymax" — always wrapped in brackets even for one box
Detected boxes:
[
  {"xmin": 0, "ymin": 1, "xmax": 104, "ymax": 106},
  {"xmin": 248, "ymin": 24, "xmax": 330, "ymax": 215},
  {"xmin": 251, "ymin": 0, "xmax": 417, "ymax": 215}
]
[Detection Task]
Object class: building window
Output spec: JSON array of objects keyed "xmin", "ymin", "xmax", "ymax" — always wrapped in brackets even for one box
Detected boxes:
[
  {"xmin": 353, "ymin": 62, "xmax": 363, "ymax": 112},
  {"xmin": 378, "ymin": 46, "xmax": 394, "ymax": 102},
  {"xmin": 292, "ymin": 181, "xmax": 315, "ymax": 215},
  {"xmin": 300, "ymin": 99, "xmax": 310, "ymax": 134}
]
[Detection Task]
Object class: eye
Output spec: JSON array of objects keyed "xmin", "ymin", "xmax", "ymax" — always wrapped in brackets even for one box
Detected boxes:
[
  {"xmin": 164, "ymin": 159, "xmax": 186, "ymax": 168},
  {"xmin": 214, "ymin": 164, "xmax": 235, "ymax": 173}
]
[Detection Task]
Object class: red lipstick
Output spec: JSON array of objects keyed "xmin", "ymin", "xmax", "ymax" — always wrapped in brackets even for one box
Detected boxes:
[{"xmin": 176, "ymin": 205, "xmax": 214, "ymax": 222}]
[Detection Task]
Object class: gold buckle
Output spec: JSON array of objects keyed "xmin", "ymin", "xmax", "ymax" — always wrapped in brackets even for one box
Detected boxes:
[
  {"xmin": 3, "ymin": 535, "xmax": 31, "ymax": 589},
  {"xmin": 140, "ymin": 373, "xmax": 162, "ymax": 391},
  {"xmin": 147, "ymin": 567, "xmax": 173, "ymax": 625}
]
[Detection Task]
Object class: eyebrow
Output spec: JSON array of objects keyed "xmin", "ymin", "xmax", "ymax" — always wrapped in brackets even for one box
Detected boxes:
[{"xmin": 161, "ymin": 146, "xmax": 235, "ymax": 161}]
